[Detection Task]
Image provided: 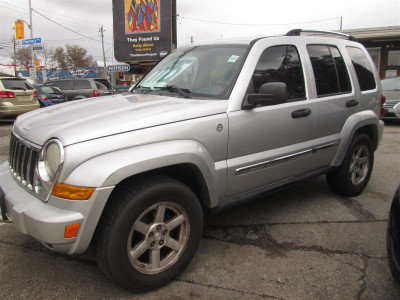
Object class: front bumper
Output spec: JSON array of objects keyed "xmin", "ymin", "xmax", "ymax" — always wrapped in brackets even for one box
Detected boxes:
[{"xmin": 0, "ymin": 162, "xmax": 114, "ymax": 254}]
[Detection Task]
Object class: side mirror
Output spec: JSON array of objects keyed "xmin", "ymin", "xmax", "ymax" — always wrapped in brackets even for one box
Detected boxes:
[{"xmin": 242, "ymin": 82, "xmax": 288, "ymax": 109}]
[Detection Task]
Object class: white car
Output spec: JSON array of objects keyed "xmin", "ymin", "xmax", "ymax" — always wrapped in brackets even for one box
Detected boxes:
[{"xmin": 382, "ymin": 76, "xmax": 400, "ymax": 120}]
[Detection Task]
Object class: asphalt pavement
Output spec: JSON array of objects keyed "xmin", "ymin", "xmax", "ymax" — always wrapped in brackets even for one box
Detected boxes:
[{"xmin": 1, "ymin": 119, "xmax": 400, "ymax": 299}]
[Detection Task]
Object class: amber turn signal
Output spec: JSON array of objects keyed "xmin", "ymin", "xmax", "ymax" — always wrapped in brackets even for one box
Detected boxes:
[
  {"xmin": 64, "ymin": 223, "xmax": 80, "ymax": 238},
  {"xmin": 51, "ymin": 183, "xmax": 95, "ymax": 200}
]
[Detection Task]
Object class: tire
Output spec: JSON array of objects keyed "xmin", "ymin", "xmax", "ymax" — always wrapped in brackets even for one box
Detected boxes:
[
  {"xmin": 94, "ymin": 175, "xmax": 203, "ymax": 292},
  {"xmin": 387, "ymin": 187, "xmax": 400, "ymax": 285},
  {"xmin": 326, "ymin": 133, "xmax": 374, "ymax": 196}
]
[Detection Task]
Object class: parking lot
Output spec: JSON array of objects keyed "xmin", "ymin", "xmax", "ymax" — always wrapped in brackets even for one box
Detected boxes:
[{"xmin": 0, "ymin": 119, "xmax": 400, "ymax": 300}]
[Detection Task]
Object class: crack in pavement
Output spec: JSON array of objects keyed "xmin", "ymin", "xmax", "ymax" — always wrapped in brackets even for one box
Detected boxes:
[{"xmin": 175, "ymin": 279, "xmax": 286, "ymax": 300}]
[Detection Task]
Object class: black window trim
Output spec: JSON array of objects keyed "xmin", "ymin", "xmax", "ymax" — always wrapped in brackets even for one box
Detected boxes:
[
  {"xmin": 307, "ymin": 43, "xmax": 353, "ymax": 98},
  {"xmin": 346, "ymin": 46, "xmax": 377, "ymax": 93},
  {"xmin": 246, "ymin": 43, "xmax": 307, "ymax": 103}
]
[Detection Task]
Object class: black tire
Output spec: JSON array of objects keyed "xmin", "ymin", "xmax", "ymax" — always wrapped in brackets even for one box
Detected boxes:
[
  {"xmin": 94, "ymin": 175, "xmax": 203, "ymax": 292},
  {"xmin": 387, "ymin": 187, "xmax": 400, "ymax": 285},
  {"xmin": 326, "ymin": 133, "xmax": 374, "ymax": 196}
]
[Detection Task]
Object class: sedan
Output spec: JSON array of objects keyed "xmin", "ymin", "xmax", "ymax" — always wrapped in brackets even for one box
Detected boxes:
[{"xmin": 34, "ymin": 84, "xmax": 67, "ymax": 107}]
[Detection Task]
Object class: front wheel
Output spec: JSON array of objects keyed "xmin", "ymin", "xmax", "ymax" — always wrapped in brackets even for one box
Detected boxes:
[
  {"xmin": 326, "ymin": 133, "xmax": 374, "ymax": 196},
  {"xmin": 94, "ymin": 175, "xmax": 203, "ymax": 292}
]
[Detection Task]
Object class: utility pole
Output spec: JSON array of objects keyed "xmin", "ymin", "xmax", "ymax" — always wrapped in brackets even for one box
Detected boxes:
[
  {"xmin": 100, "ymin": 25, "xmax": 107, "ymax": 79},
  {"xmin": 28, "ymin": 0, "xmax": 36, "ymax": 83},
  {"xmin": 340, "ymin": 16, "xmax": 343, "ymax": 31},
  {"xmin": 12, "ymin": 36, "xmax": 17, "ymax": 76}
]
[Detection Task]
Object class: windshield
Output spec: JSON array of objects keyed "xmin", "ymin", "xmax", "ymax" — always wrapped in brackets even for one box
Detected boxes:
[
  {"xmin": 136, "ymin": 44, "xmax": 249, "ymax": 99},
  {"xmin": 38, "ymin": 86, "xmax": 63, "ymax": 94},
  {"xmin": 381, "ymin": 77, "xmax": 400, "ymax": 91}
]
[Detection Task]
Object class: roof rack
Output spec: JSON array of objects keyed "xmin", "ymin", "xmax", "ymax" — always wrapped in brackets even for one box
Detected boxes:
[{"xmin": 285, "ymin": 29, "xmax": 357, "ymax": 41}]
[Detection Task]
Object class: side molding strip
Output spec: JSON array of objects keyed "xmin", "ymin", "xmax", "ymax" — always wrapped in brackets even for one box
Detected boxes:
[{"xmin": 235, "ymin": 142, "xmax": 338, "ymax": 176}]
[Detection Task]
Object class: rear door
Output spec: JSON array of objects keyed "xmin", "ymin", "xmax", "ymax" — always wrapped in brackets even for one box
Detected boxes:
[
  {"xmin": 226, "ymin": 43, "xmax": 315, "ymax": 197},
  {"xmin": 303, "ymin": 42, "xmax": 366, "ymax": 168},
  {"xmin": 73, "ymin": 79, "xmax": 93, "ymax": 98},
  {"xmin": 51, "ymin": 80, "xmax": 74, "ymax": 100}
]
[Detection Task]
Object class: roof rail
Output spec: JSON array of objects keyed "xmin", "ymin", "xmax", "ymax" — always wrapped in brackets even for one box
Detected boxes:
[{"xmin": 285, "ymin": 29, "xmax": 357, "ymax": 41}]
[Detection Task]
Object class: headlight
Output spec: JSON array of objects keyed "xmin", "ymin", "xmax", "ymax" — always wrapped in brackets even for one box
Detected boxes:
[{"xmin": 38, "ymin": 139, "xmax": 64, "ymax": 182}]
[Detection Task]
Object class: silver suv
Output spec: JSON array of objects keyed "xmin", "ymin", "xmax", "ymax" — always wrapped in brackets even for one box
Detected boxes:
[{"xmin": 0, "ymin": 30, "xmax": 385, "ymax": 292}]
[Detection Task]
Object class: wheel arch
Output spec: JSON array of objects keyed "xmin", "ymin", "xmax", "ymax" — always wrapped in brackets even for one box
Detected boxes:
[{"xmin": 331, "ymin": 110, "xmax": 383, "ymax": 166}]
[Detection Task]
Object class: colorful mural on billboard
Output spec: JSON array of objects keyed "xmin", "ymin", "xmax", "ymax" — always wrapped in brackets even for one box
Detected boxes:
[
  {"xmin": 113, "ymin": 0, "xmax": 173, "ymax": 62},
  {"xmin": 125, "ymin": 0, "xmax": 160, "ymax": 34}
]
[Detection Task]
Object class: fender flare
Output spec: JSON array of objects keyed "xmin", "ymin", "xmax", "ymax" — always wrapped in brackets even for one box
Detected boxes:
[
  {"xmin": 331, "ymin": 110, "xmax": 382, "ymax": 166},
  {"xmin": 63, "ymin": 140, "xmax": 222, "ymax": 208}
]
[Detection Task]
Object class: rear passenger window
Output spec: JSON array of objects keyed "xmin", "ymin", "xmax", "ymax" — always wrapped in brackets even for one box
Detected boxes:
[
  {"xmin": 251, "ymin": 45, "xmax": 306, "ymax": 101},
  {"xmin": 73, "ymin": 80, "xmax": 91, "ymax": 89},
  {"xmin": 307, "ymin": 45, "xmax": 351, "ymax": 97},
  {"xmin": 346, "ymin": 47, "xmax": 376, "ymax": 91},
  {"xmin": 51, "ymin": 80, "xmax": 72, "ymax": 90}
]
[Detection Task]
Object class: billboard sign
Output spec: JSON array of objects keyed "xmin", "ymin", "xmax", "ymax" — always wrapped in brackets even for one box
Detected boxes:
[{"xmin": 112, "ymin": 0, "xmax": 173, "ymax": 62}]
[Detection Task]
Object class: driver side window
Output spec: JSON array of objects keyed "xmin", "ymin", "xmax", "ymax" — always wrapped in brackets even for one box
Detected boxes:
[{"xmin": 249, "ymin": 45, "xmax": 306, "ymax": 101}]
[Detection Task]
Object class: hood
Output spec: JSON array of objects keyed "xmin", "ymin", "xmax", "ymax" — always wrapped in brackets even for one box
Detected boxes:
[{"xmin": 14, "ymin": 93, "xmax": 228, "ymax": 146}]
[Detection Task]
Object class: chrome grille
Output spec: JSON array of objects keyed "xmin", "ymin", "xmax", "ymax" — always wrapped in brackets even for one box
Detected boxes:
[{"xmin": 8, "ymin": 134, "xmax": 40, "ymax": 190}]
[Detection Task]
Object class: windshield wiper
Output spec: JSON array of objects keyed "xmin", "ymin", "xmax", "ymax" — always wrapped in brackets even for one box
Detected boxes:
[
  {"xmin": 135, "ymin": 85, "xmax": 152, "ymax": 94},
  {"xmin": 155, "ymin": 85, "xmax": 191, "ymax": 98}
]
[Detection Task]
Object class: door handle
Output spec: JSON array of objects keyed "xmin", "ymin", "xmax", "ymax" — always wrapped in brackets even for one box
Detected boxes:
[
  {"xmin": 346, "ymin": 100, "xmax": 359, "ymax": 107},
  {"xmin": 291, "ymin": 108, "xmax": 311, "ymax": 118}
]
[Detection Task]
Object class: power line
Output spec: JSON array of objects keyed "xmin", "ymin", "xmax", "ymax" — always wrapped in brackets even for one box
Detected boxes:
[
  {"xmin": 31, "ymin": 8, "xmax": 113, "ymax": 45},
  {"xmin": 179, "ymin": 16, "xmax": 340, "ymax": 27}
]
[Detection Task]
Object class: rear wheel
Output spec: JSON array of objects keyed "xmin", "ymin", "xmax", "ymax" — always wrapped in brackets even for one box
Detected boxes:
[
  {"xmin": 326, "ymin": 133, "xmax": 374, "ymax": 196},
  {"xmin": 94, "ymin": 175, "xmax": 203, "ymax": 292}
]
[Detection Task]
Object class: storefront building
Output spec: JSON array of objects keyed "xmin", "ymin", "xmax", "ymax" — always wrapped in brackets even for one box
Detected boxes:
[{"xmin": 343, "ymin": 26, "xmax": 400, "ymax": 79}]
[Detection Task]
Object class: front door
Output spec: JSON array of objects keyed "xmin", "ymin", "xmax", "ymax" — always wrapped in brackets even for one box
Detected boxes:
[{"xmin": 226, "ymin": 44, "xmax": 315, "ymax": 197}]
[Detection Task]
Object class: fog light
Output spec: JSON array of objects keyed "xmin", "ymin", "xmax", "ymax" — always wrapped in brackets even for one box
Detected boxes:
[{"xmin": 65, "ymin": 223, "xmax": 80, "ymax": 238}]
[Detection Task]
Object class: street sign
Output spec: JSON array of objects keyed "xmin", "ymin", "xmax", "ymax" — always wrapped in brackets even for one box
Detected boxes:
[
  {"xmin": 107, "ymin": 64, "xmax": 130, "ymax": 72},
  {"xmin": 33, "ymin": 44, "xmax": 43, "ymax": 51},
  {"xmin": 22, "ymin": 38, "xmax": 42, "ymax": 45},
  {"xmin": 29, "ymin": 68, "xmax": 36, "ymax": 79}
]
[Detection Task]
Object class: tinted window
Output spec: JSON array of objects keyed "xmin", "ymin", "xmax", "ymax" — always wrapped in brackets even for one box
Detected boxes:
[
  {"xmin": 251, "ymin": 45, "xmax": 305, "ymax": 100},
  {"xmin": 73, "ymin": 80, "xmax": 92, "ymax": 89},
  {"xmin": 346, "ymin": 47, "xmax": 376, "ymax": 91},
  {"xmin": 307, "ymin": 45, "xmax": 351, "ymax": 96},
  {"xmin": 95, "ymin": 81, "xmax": 107, "ymax": 90},
  {"xmin": 51, "ymin": 80, "xmax": 72, "ymax": 90},
  {"xmin": 1, "ymin": 78, "xmax": 33, "ymax": 90}
]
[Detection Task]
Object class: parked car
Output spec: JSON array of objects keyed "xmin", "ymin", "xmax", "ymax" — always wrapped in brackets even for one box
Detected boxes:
[
  {"xmin": 46, "ymin": 78, "xmax": 113, "ymax": 101},
  {"xmin": 0, "ymin": 76, "xmax": 39, "ymax": 118},
  {"xmin": 114, "ymin": 83, "xmax": 130, "ymax": 93},
  {"xmin": 387, "ymin": 185, "xmax": 400, "ymax": 284},
  {"xmin": 33, "ymin": 84, "xmax": 67, "ymax": 107},
  {"xmin": 0, "ymin": 29, "xmax": 385, "ymax": 292},
  {"xmin": 382, "ymin": 76, "xmax": 400, "ymax": 120}
]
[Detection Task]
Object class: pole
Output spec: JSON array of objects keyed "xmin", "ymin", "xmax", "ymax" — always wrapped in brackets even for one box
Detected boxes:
[
  {"xmin": 28, "ymin": 0, "xmax": 36, "ymax": 83},
  {"xmin": 100, "ymin": 25, "xmax": 107, "ymax": 80},
  {"xmin": 340, "ymin": 16, "xmax": 343, "ymax": 31},
  {"xmin": 12, "ymin": 36, "xmax": 17, "ymax": 76}
]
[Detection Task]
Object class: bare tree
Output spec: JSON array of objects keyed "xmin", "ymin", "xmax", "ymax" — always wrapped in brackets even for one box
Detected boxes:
[
  {"xmin": 65, "ymin": 44, "xmax": 96, "ymax": 68},
  {"xmin": 12, "ymin": 47, "xmax": 32, "ymax": 69},
  {"xmin": 39, "ymin": 45, "xmax": 55, "ymax": 68},
  {"xmin": 51, "ymin": 47, "xmax": 67, "ymax": 68}
]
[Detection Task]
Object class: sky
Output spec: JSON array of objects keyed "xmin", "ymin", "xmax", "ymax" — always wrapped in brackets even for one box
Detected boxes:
[{"xmin": 0, "ymin": 0, "xmax": 399, "ymax": 74}]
